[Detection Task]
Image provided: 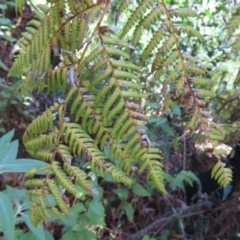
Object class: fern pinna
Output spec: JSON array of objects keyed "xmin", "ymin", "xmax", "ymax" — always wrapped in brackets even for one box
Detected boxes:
[{"xmin": 10, "ymin": 0, "xmax": 230, "ymax": 225}]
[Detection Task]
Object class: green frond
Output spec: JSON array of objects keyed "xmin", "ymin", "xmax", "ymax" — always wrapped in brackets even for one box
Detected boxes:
[
  {"xmin": 52, "ymin": 162, "xmax": 80, "ymax": 198},
  {"xmin": 52, "ymin": 1, "xmax": 65, "ymax": 27},
  {"xmin": 23, "ymin": 103, "xmax": 60, "ymax": 142},
  {"xmin": 110, "ymin": 59, "xmax": 141, "ymax": 72},
  {"xmin": 24, "ymin": 165, "xmax": 51, "ymax": 179},
  {"xmin": 160, "ymin": 35, "xmax": 176, "ymax": 55},
  {"xmin": 122, "ymin": 91, "xmax": 146, "ymax": 99},
  {"xmin": 64, "ymin": 164, "xmax": 93, "ymax": 193},
  {"xmin": 117, "ymin": 80, "xmax": 142, "ymax": 91},
  {"xmin": 66, "ymin": 0, "xmax": 81, "ymax": 13},
  {"xmin": 232, "ymin": 33, "xmax": 240, "ymax": 50},
  {"xmin": 185, "ymin": 64, "xmax": 209, "ymax": 75},
  {"xmin": 78, "ymin": 46, "xmax": 104, "ymax": 74},
  {"xmin": 132, "ymin": 5, "xmax": 164, "ymax": 45},
  {"xmin": 29, "ymin": 196, "xmax": 51, "ymax": 226},
  {"xmin": 174, "ymin": 79, "xmax": 185, "ymax": 97},
  {"xmin": 141, "ymin": 27, "xmax": 165, "ymax": 61},
  {"xmin": 102, "ymin": 36, "xmax": 135, "ymax": 50},
  {"xmin": 47, "ymin": 67, "xmax": 68, "ymax": 94},
  {"xmin": 11, "ymin": 10, "xmax": 51, "ymax": 76},
  {"xmin": 89, "ymin": 65, "xmax": 112, "ymax": 89},
  {"xmin": 15, "ymin": 0, "xmax": 26, "ymax": 13},
  {"xmin": 178, "ymin": 24, "xmax": 203, "ymax": 40},
  {"xmin": 10, "ymin": 0, "xmax": 214, "ymax": 226},
  {"xmin": 26, "ymin": 189, "xmax": 48, "ymax": 196},
  {"xmin": 120, "ymin": 0, "xmax": 155, "ymax": 38},
  {"xmin": 64, "ymin": 89, "xmax": 131, "ymax": 169},
  {"xmin": 225, "ymin": 6, "xmax": 240, "ymax": 34},
  {"xmin": 196, "ymin": 89, "xmax": 216, "ymax": 98},
  {"xmin": 82, "ymin": 59, "xmax": 108, "ymax": 81},
  {"xmin": 63, "ymin": 122, "xmax": 95, "ymax": 155},
  {"xmin": 192, "ymin": 77, "xmax": 213, "ymax": 87},
  {"xmin": 211, "ymin": 162, "xmax": 232, "ymax": 187},
  {"xmin": 147, "ymin": 160, "xmax": 166, "ymax": 194},
  {"xmin": 161, "ymin": 50, "xmax": 179, "ymax": 68},
  {"xmin": 58, "ymin": 144, "xmax": 73, "ymax": 160},
  {"xmin": 141, "ymin": 5, "xmax": 165, "ymax": 28},
  {"xmin": 114, "ymin": 70, "xmax": 139, "ymax": 80},
  {"xmin": 37, "ymin": 4, "xmax": 50, "ymax": 14},
  {"xmin": 115, "ymin": 1, "xmax": 131, "ymax": 25},
  {"xmin": 47, "ymin": 180, "xmax": 69, "ymax": 215},
  {"xmin": 28, "ymin": 150, "xmax": 53, "ymax": 162},
  {"xmin": 110, "ymin": 110, "xmax": 129, "ymax": 138},
  {"xmin": 24, "ymin": 130, "xmax": 59, "ymax": 152},
  {"xmin": 185, "ymin": 114, "xmax": 198, "ymax": 130},
  {"xmin": 163, "ymin": 97, "xmax": 173, "ymax": 111},
  {"xmin": 123, "ymin": 134, "xmax": 140, "ymax": 155},
  {"xmin": 105, "ymin": 162, "xmax": 132, "ymax": 186},
  {"xmin": 105, "ymin": 47, "xmax": 130, "ymax": 59},
  {"xmin": 208, "ymin": 127, "xmax": 225, "ymax": 141},
  {"xmin": 25, "ymin": 179, "xmax": 45, "ymax": 188},
  {"xmin": 170, "ymin": 8, "xmax": 199, "ymax": 18},
  {"xmin": 77, "ymin": 5, "xmax": 103, "ymax": 47}
]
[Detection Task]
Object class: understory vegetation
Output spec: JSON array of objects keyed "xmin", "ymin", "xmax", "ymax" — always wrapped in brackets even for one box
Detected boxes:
[{"xmin": 1, "ymin": 0, "xmax": 240, "ymax": 239}]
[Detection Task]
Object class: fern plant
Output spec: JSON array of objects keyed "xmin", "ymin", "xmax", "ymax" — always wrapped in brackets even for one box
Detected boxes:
[{"xmin": 10, "ymin": 0, "xmax": 231, "ymax": 225}]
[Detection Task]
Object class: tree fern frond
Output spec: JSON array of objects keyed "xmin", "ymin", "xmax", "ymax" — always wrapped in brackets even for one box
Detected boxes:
[
  {"xmin": 63, "ymin": 122, "xmax": 128, "ymax": 175},
  {"xmin": 58, "ymin": 144, "xmax": 73, "ymax": 160},
  {"xmin": 63, "ymin": 164, "xmax": 93, "ymax": 193},
  {"xmin": 82, "ymin": 59, "xmax": 108, "ymax": 81},
  {"xmin": 177, "ymin": 24, "xmax": 203, "ymax": 40},
  {"xmin": 141, "ymin": 27, "xmax": 165, "ymax": 61},
  {"xmin": 132, "ymin": 4, "xmax": 165, "ymax": 45},
  {"xmin": 23, "ymin": 103, "xmax": 60, "ymax": 142},
  {"xmin": 29, "ymin": 196, "xmax": 51, "ymax": 226},
  {"xmin": 78, "ymin": 46, "xmax": 104, "ymax": 74},
  {"xmin": 232, "ymin": 33, "xmax": 240, "ymax": 50},
  {"xmin": 52, "ymin": 162, "xmax": 81, "ymax": 198},
  {"xmin": 105, "ymin": 162, "xmax": 132, "ymax": 186},
  {"xmin": 110, "ymin": 59, "xmax": 141, "ymax": 72},
  {"xmin": 225, "ymin": 5, "xmax": 240, "ymax": 34},
  {"xmin": 120, "ymin": 0, "xmax": 155, "ymax": 38},
  {"xmin": 185, "ymin": 114, "xmax": 198, "ymax": 130},
  {"xmin": 211, "ymin": 162, "xmax": 232, "ymax": 187},
  {"xmin": 105, "ymin": 46, "xmax": 130, "ymax": 59},
  {"xmin": 170, "ymin": 8, "xmax": 199, "ymax": 18},
  {"xmin": 196, "ymin": 89, "xmax": 216, "ymax": 98},
  {"xmin": 115, "ymin": 1, "xmax": 131, "ymax": 25},
  {"xmin": 147, "ymin": 159, "xmax": 166, "ymax": 194},
  {"xmin": 24, "ymin": 165, "xmax": 51, "ymax": 178},
  {"xmin": 15, "ymin": 0, "xmax": 26, "ymax": 13},
  {"xmin": 25, "ymin": 179, "xmax": 45, "ymax": 188},
  {"xmin": 102, "ymin": 35, "xmax": 135, "ymax": 49},
  {"xmin": 10, "ymin": 0, "xmax": 218, "ymax": 225},
  {"xmin": 24, "ymin": 131, "xmax": 58, "ymax": 152},
  {"xmin": 47, "ymin": 180, "xmax": 69, "ymax": 215}
]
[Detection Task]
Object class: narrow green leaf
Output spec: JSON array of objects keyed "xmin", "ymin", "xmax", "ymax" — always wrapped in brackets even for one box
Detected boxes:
[
  {"xmin": 113, "ymin": 188, "xmax": 129, "ymax": 200},
  {"xmin": 0, "ymin": 159, "xmax": 47, "ymax": 174},
  {"xmin": 123, "ymin": 203, "xmax": 134, "ymax": 222},
  {"xmin": 21, "ymin": 212, "xmax": 45, "ymax": 240},
  {"xmin": 0, "ymin": 129, "xmax": 14, "ymax": 147},
  {"xmin": 133, "ymin": 182, "xmax": 150, "ymax": 197},
  {"xmin": 0, "ymin": 192, "xmax": 15, "ymax": 240}
]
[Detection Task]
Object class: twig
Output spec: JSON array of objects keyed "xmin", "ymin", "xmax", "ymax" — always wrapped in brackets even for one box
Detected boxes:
[
  {"xmin": 130, "ymin": 201, "xmax": 212, "ymax": 240},
  {"xmin": 183, "ymin": 136, "xmax": 186, "ymax": 170}
]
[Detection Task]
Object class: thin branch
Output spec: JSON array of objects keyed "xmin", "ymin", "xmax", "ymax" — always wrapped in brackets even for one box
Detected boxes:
[{"xmin": 130, "ymin": 201, "xmax": 212, "ymax": 240}]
